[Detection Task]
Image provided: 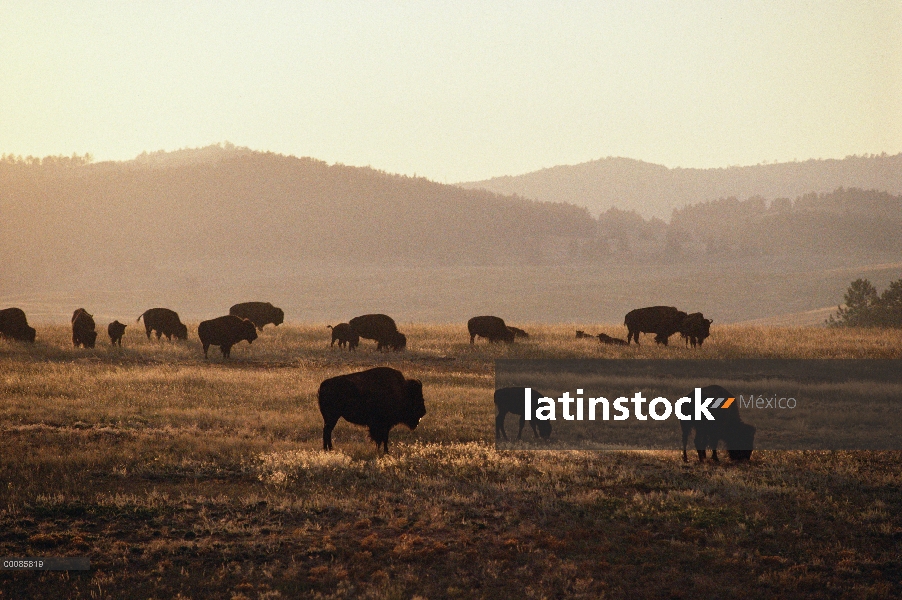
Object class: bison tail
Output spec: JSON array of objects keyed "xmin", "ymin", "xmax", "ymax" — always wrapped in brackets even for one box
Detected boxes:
[
  {"xmin": 326, "ymin": 325, "xmax": 333, "ymax": 329},
  {"xmin": 136, "ymin": 312, "xmax": 145, "ymax": 323}
]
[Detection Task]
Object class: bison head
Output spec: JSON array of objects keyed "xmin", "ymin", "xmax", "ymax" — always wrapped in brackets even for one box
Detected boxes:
[
  {"xmin": 241, "ymin": 319, "xmax": 258, "ymax": 343},
  {"xmin": 727, "ymin": 422, "xmax": 756, "ymax": 461},
  {"xmin": 403, "ymin": 379, "xmax": 426, "ymax": 429},
  {"xmin": 536, "ymin": 419, "xmax": 552, "ymax": 440},
  {"xmin": 274, "ymin": 307, "xmax": 284, "ymax": 326},
  {"xmin": 391, "ymin": 332, "xmax": 407, "ymax": 351},
  {"xmin": 84, "ymin": 330, "xmax": 98, "ymax": 349},
  {"xmin": 24, "ymin": 326, "xmax": 36, "ymax": 343},
  {"xmin": 175, "ymin": 322, "xmax": 189, "ymax": 340}
]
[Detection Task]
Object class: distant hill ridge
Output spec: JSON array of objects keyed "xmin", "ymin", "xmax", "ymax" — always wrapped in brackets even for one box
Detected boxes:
[{"xmin": 459, "ymin": 154, "xmax": 902, "ymax": 219}]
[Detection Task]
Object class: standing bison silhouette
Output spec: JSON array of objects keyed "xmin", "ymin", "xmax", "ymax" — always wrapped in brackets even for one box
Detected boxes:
[
  {"xmin": 0, "ymin": 307, "xmax": 36, "ymax": 342},
  {"xmin": 681, "ymin": 384, "xmax": 756, "ymax": 462},
  {"xmin": 468, "ymin": 316, "xmax": 515, "ymax": 344},
  {"xmin": 198, "ymin": 315, "xmax": 258, "ymax": 359},
  {"xmin": 229, "ymin": 302, "xmax": 284, "ymax": 331},
  {"xmin": 318, "ymin": 367, "xmax": 426, "ymax": 453},
  {"xmin": 624, "ymin": 306, "xmax": 688, "ymax": 346}
]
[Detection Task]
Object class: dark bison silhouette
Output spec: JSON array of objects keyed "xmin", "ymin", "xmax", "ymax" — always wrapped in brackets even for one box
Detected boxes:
[
  {"xmin": 327, "ymin": 323, "xmax": 359, "ymax": 350},
  {"xmin": 137, "ymin": 308, "xmax": 188, "ymax": 341},
  {"xmin": 507, "ymin": 326, "xmax": 529, "ymax": 339},
  {"xmin": 681, "ymin": 384, "xmax": 756, "ymax": 462},
  {"xmin": 198, "ymin": 315, "xmax": 258, "ymax": 359},
  {"xmin": 71, "ymin": 308, "xmax": 97, "ymax": 349},
  {"xmin": 624, "ymin": 306, "xmax": 688, "ymax": 346},
  {"xmin": 468, "ymin": 316, "xmax": 515, "ymax": 344},
  {"xmin": 108, "ymin": 321, "xmax": 127, "ymax": 346},
  {"xmin": 0, "ymin": 307, "xmax": 36, "ymax": 342},
  {"xmin": 348, "ymin": 314, "xmax": 406, "ymax": 351},
  {"xmin": 597, "ymin": 332, "xmax": 628, "ymax": 346},
  {"xmin": 494, "ymin": 387, "xmax": 552, "ymax": 441},
  {"xmin": 229, "ymin": 302, "xmax": 284, "ymax": 331},
  {"xmin": 318, "ymin": 366, "xmax": 426, "ymax": 452},
  {"xmin": 680, "ymin": 313, "xmax": 713, "ymax": 347}
]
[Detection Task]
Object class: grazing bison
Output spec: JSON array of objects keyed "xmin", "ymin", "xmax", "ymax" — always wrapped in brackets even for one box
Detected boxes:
[
  {"xmin": 108, "ymin": 320, "xmax": 127, "ymax": 346},
  {"xmin": 229, "ymin": 302, "xmax": 285, "ymax": 331},
  {"xmin": 494, "ymin": 387, "xmax": 552, "ymax": 441},
  {"xmin": 679, "ymin": 312, "xmax": 712, "ymax": 348},
  {"xmin": 197, "ymin": 315, "xmax": 258, "ymax": 359},
  {"xmin": 468, "ymin": 316, "xmax": 515, "ymax": 344},
  {"xmin": 507, "ymin": 326, "xmax": 529, "ymax": 339},
  {"xmin": 327, "ymin": 323, "xmax": 359, "ymax": 350},
  {"xmin": 597, "ymin": 333, "xmax": 628, "ymax": 346},
  {"xmin": 575, "ymin": 330, "xmax": 593, "ymax": 339},
  {"xmin": 137, "ymin": 308, "xmax": 188, "ymax": 341},
  {"xmin": 624, "ymin": 306, "xmax": 688, "ymax": 346},
  {"xmin": 681, "ymin": 384, "xmax": 756, "ymax": 462},
  {"xmin": 71, "ymin": 308, "xmax": 97, "ymax": 348},
  {"xmin": 0, "ymin": 307, "xmax": 36, "ymax": 342},
  {"xmin": 318, "ymin": 366, "xmax": 426, "ymax": 452},
  {"xmin": 348, "ymin": 314, "xmax": 407, "ymax": 351}
]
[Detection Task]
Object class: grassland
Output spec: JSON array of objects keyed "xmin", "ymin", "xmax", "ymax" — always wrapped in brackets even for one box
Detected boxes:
[{"xmin": 1, "ymin": 324, "xmax": 901, "ymax": 599}]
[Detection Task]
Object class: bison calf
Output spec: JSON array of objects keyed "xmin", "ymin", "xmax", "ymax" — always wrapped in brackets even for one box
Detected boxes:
[
  {"xmin": 494, "ymin": 387, "xmax": 552, "ymax": 441},
  {"xmin": 597, "ymin": 333, "xmax": 628, "ymax": 346},
  {"xmin": 198, "ymin": 315, "xmax": 258, "ymax": 359},
  {"xmin": 318, "ymin": 367, "xmax": 426, "ymax": 453},
  {"xmin": 108, "ymin": 321, "xmax": 127, "ymax": 346},
  {"xmin": 681, "ymin": 385, "xmax": 755, "ymax": 462},
  {"xmin": 327, "ymin": 323, "xmax": 359, "ymax": 350}
]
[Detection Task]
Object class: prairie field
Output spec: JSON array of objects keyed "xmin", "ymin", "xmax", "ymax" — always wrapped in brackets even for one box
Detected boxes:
[{"xmin": 1, "ymin": 324, "xmax": 901, "ymax": 599}]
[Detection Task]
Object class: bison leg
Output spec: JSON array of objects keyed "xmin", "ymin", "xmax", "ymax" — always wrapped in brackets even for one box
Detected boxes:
[
  {"xmin": 681, "ymin": 423, "xmax": 692, "ymax": 462},
  {"xmin": 495, "ymin": 412, "xmax": 509, "ymax": 441},
  {"xmin": 202, "ymin": 343, "xmax": 210, "ymax": 359},
  {"xmin": 694, "ymin": 432, "xmax": 708, "ymax": 462},
  {"xmin": 221, "ymin": 344, "xmax": 232, "ymax": 358},
  {"xmin": 322, "ymin": 418, "xmax": 338, "ymax": 451},
  {"xmin": 155, "ymin": 330, "xmax": 162, "ymax": 340},
  {"xmin": 470, "ymin": 333, "xmax": 476, "ymax": 344},
  {"xmin": 145, "ymin": 326, "xmax": 152, "ymax": 339}
]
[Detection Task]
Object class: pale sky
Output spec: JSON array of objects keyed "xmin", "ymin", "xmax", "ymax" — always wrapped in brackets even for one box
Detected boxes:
[{"xmin": 1, "ymin": 1, "xmax": 899, "ymax": 182}]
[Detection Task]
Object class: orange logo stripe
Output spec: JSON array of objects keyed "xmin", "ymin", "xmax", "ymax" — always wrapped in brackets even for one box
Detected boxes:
[{"xmin": 721, "ymin": 397, "xmax": 735, "ymax": 409}]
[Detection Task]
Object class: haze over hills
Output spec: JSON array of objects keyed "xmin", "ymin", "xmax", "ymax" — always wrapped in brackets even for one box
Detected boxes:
[
  {"xmin": 1, "ymin": 145, "xmax": 900, "ymax": 325},
  {"xmin": 458, "ymin": 154, "xmax": 902, "ymax": 219}
]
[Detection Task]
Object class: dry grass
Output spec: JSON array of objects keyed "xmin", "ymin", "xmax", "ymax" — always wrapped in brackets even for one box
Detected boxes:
[{"xmin": 1, "ymin": 324, "xmax": 901, "ymax": 599}]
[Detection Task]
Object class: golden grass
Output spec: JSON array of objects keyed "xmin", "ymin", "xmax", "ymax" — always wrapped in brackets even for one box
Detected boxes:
[{"xmin": 1, "ymin": 323, "xmax": 901, "ymax": 598}]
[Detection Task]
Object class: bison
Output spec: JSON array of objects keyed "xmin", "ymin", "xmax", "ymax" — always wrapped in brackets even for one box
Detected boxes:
[
  {"xmin": 679, "ymin": 313, "xmax": 712, "ymax": 348},
  {"xmin": 137, "ymin": 308, "xmax": 188, "ymax": 341},
  {"xmin": 348, "ymin": 314, "xmax": 406, "ymax": 351},
  {"xmin": 327, "ymin": 323, "xmax": 359, "ymax": 350},
  {"xmin": 108, "ymin": 320, "xmax": 127, "ymax": 346},
  {"xmin": 468, "ymin": 316, "xmax": 515, "ymax": 344},
  {"xmin": 229, "ymin": 302, "xmax": 285, "ymax": 331},
  {"xmin": 0, "ymin": 307, "xmax": 36, "ymax": 342},
  {"xmin": 681, "ymin": 384, "xmax": 756, "ymax": 462},
  {"xmin": 318, "ymin": 366, "xmax": 426, "ymax": 452},
  {"xmin": 597, "ymin": 333, "xmax": 628, "ymax": 346},
  {"xmin": 494, "ymin": 387, "xmax": 552, "ymax": 441},
  {"xmin": 197, "ymin": 315, "xmax": 258, "ymax": 359},
  {"xmin": 624, "ymin": 306, "xmax": 688, "ymax": 346},
  {"xmin": 575, "ymin": 330, "xmax": 592, "ymax": 339},
  {"xmin": 507, "ymin": 326, "xmax": 529, "ymax": 339},
  {"xmin": 71, "ymin": 308, "xmax": 97, "ymax": 348}
]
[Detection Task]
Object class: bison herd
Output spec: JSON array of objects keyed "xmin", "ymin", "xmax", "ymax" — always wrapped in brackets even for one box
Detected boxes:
[{"xmin": 1, "ymin": 303, "xmax": 748, "ymax": 458}]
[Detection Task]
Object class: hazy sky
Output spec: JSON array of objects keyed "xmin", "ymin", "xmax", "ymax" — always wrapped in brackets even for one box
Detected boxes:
[{"xmin": 1, "ymin": 1, "xmax": 899, "ymax": 182}]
